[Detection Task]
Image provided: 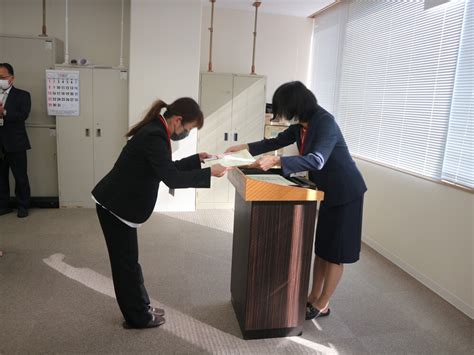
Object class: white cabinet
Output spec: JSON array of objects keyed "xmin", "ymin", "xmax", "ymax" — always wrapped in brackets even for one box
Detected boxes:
[
  {"xmin": 197, "ymin": 73, "xmax": 266, "ymax": 209},
  {"xmin": 56, "ymin": 66, "xmax": 128, "ymax": 208},
  {"xmin": 1, "ymin": 35, "xmax": 64, "ymax": 201}
]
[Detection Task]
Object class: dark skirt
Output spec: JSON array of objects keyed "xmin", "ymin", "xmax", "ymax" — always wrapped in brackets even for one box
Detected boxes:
[{"xmin": 314, "ymin": 196, "xmax": 364, "ymax": 264}]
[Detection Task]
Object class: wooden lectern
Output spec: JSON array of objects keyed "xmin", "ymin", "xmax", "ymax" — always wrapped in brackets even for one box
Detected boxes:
[{"xmin": 228, "ymin": 168, "xmax": 325, "ymax": 339}]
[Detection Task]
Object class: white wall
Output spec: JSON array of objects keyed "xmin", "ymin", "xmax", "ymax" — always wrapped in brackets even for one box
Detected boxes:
[
  {"xmin": 200, "ymin": 7, "xmax": 313, "ymax": 102},
  {"xmin": 0, "ymin": 0, "xmax": 130, "ymax": 67},
  {"xmin": 129, "ymin": 0, "xmax": 202, "ymax": 212},
  {"xmin": 357, "ymin": 158, "xmax": 474, "ymax": 318},
  {"xmin": 0, "ymin": 1, "xmax": 4, "ymax": 33}
]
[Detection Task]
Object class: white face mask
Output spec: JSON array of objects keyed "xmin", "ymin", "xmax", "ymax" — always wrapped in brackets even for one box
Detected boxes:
[{"xmin": 0, "ymin": 80, "xmax": 10, "ymax": 90}]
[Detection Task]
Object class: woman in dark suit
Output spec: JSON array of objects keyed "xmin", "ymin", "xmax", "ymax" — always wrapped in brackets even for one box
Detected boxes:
[
  {"xmin": 226, "ymin": 81, "xmax": 367, "ymax": 320},
  {"xmin": 92, "ymin": 97, "xmax": 227, "ymax": 329}
]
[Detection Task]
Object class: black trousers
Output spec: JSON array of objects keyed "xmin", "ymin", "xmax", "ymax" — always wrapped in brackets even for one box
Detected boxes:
[
  {"xmin": 96, "ymin": 204, "xmax": 152, "ymax": 327},
  {"xmin": 0, "ymin": 149, "xmax": 30, "ymax": 210}
]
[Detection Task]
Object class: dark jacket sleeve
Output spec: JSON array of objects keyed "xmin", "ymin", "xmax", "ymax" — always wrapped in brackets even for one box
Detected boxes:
[
  {"xmin": 248, "ymin": 125, "xmax": 298, "ymax": 156},
  {"xmin": 5, "ymin": 90, "xmax": 31, "ymax": 123},
  {"xmin": 145, "ymin": 133, "xmax": 211, "ymax": 189},
  {"xmin": 281, "ymin": 117, "xmax": 338, "ymax": 176},
  {"xmin": 173, "ymin": 154, "xmax": 202, "ymax": 171}
]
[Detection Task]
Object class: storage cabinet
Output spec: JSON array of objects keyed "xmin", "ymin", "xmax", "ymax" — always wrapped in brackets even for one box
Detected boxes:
[
  {"xmin": 56, "ymin": 66, "xmax": 128, "ymax": 208},
  {"xmin": 197, "ymin": 73, "xmax": 266, "ymax": 209},
  {"xmin": 1, "ymin": 35, "xmax": 64, "ymax": 202}
]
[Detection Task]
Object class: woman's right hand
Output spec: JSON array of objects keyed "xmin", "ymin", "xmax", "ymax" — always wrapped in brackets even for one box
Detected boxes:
[
  {"xmin": 225, "ymin": 144, "xmax": 249, "ymax": 153},
  {"xmin": 211, "ymin": 164, "xmax": 228, "ymax": 177}
]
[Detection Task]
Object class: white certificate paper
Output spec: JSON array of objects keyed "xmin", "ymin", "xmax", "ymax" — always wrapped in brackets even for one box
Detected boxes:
[
  {"xmin": 203, "ymin": 149, "xmax": 256, "ymax": 167},
  {"xmin": 246, "ymin": 174, "xmax": 296, "ymax": 186}
]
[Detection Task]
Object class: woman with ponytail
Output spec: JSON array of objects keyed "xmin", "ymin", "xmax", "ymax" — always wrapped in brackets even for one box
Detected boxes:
[{"xmin": 92, "ymin": 97, "xmax": 227, "ymax": 329}]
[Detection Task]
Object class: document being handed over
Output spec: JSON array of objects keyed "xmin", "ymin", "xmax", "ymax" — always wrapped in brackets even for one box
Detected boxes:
[{"xmin": 203, "ymin": 149, "xmax": 256, "ymax": 167}]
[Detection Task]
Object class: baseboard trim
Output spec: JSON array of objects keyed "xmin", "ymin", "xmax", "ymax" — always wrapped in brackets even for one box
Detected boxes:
[
  {"xmin": 9, "ymin": 196, "xmax": 59, "ymax": 208},
  {"xmin": 363, "ymin": 235, "xmax": 474, "ymax": 319}
]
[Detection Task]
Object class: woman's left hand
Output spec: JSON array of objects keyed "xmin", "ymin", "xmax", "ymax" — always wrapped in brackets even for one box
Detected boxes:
[
  {"xmin": 199, "ymin": 152, "xmax": 214, "ymax": 162},
  {"xmin": 249, "ymin": 155, "xmax": 281, "ymax": 171}
]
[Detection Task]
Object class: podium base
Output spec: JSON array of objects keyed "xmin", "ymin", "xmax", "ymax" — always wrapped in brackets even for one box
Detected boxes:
[
  {"xmin": 241, "ymin": 327, "xmax": 303, "ymax": 340},
  {"xmin": 232, "ymin": 296, "xmax": 303, "ymax": 340}
]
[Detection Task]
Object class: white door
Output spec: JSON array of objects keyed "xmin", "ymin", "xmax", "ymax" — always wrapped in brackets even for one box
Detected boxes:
[
  {"xmin": 196, "ymin": 73, "xmax": 266, "ymax": 209},
  {"xmin": 231, "ymin": 75, "xmax": 266, "ymax": 151},
  {"xmin": 56, "ymin": 68, "xmax": 94, "ymax": 207},
  {"xmin": 1, "ymin": 37, "xmax": 55, "ymax": 126},
  {"xmin": 227, "ymin": 75, "xmax": 265, "ymax": 207},
  {"xmin": 25, "ymin": 126, "xmax": 58, "ymax": 196},
  {"xmin": 197, "ymin": 73, "xmax": 234, "ymax": 209},
  {"xmin": 2, "ymin": 36, "xmax": 59, "ymax": 197},
  {"xmin": 92, "ymin": 68, "xmax": 128, "ymax": 185}
]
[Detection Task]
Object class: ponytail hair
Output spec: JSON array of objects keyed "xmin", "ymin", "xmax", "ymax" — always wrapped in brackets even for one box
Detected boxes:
[
  {"xmin": 126, "ymin": 99, "xmax": 168, "ymax": 138},
  {"xmin": 126, "ymin": 97, "xmax": 203, "ymax": 138}
]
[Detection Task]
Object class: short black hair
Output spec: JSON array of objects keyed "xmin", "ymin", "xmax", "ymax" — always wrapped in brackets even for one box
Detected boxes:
[
  {"xmin": 272, "ymin": 81, "xmax": 318, "ymax": 123},
  {"xmin": 0, "ymin": 63, "xmax": 14, "ymax": 76}
]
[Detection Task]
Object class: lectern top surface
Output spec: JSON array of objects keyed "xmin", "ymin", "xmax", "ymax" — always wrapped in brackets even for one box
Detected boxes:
[
  {"xmin": 228, "ymin": 168, "xmax": 324, "ymax": 202},
  {"xmin": 245, "ymin": 174, "xmax": 295, "ymax": 186}
]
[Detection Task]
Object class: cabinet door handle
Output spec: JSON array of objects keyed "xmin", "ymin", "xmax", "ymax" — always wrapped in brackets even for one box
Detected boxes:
[
  {"xmin": 234, "ymin": 133, "xmax": 238, "ymax": 141},
  {"xmin": 96, "ymin": 128, "xmax": 101, "ymax": 137},
  {"xmin": 224, "ymin": 132, "xmax": 228, "ymax": 141},
  {"xmin": 85, "ymin": 128, "xmax": 90, "ymax": 137}
]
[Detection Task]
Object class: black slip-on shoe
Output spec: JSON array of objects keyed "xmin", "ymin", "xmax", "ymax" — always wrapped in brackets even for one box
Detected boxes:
[
  {"xmin": 122, "ymin": 314, "xmax": 165, "ymax": 329},
  {"xmin": 305, "ymin": 302, "xmax": 331, "ymax": 320},
  {"xmin": 149, "ymin": 306, "xmax": 165, "ymax": 316}
]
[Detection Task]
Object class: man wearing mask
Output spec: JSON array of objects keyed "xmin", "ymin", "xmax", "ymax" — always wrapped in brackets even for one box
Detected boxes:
[{"xmin": 0, "ymin": 63, "xmax": 32, "ymax": 218}]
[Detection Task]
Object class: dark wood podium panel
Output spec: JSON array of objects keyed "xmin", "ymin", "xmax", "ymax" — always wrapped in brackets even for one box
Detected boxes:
[{"xmin": 231, "ymin": 191, "xmax": 318, "ymax": 339}]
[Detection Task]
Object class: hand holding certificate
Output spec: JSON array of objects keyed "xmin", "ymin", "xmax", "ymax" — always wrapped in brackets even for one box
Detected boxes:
[{"xmin": 203, "ymin": 149, "xmax": 256, "ymax": 167}]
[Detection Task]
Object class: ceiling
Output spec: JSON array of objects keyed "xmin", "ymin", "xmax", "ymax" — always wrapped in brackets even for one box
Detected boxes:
[{"xmin": 202, "ymin": 0, "xmax": 337, "ymax": 18}]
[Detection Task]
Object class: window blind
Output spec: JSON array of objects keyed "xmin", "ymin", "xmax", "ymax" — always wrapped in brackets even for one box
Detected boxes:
[
  {"xmin": 336, "ymin": 0, "xmax": 465, "ymax": 181},
  {"xmin": 310, "ymin": 2, "xmax": 348, "ymax": 115},
  {"xmin": 441, "ymin": 0, "xmax": 473, "ymax": 188}
]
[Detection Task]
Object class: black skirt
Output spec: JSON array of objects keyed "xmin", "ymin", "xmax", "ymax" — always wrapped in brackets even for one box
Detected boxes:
[{"xmin": 314, "ymin": 196, "xmax": 364, "ymax": 264}]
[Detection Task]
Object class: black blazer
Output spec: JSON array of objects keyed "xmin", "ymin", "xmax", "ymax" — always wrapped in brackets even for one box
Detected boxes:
[
  {"xmin": 248, "ymin": 105, "xmax": 367, "ymax": 207},
  {"xmin": 0, "ymin": 86, "xmax": 31, "ymax": 152},
  {"xmin": 92, "ymin": 119, "xmax": 211, "ymax": 224}
]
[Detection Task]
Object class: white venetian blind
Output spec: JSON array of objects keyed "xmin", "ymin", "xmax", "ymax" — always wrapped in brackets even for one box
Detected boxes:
[
  {"xmin": 441, "ymin": 0, "xmax": 473, "ymax": 188},
  {"xmin": 336, "ymin": 0, "xmax": 465, "ymax": 180},
  {"xmin": 310, "ymin": 2, "xmax": 348, "ymax": 115}
]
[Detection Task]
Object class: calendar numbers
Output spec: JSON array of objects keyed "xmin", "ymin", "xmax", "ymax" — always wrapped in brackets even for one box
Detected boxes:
[{"xmin": 46, "ymin": 70, "xmax": 80, "ymax": 116}]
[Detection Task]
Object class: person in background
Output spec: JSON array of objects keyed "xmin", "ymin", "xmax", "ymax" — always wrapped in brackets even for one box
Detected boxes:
[
  {"xmin": 92, "ymin": 97, "xmax": 228, "ymax": 329},
  {"xmin": 0, "ymin": 63, "xmax": 31, "ymax": 218},
  {"xmin": 226, "ymin": 81, "xmax": 367, "ymax": 320}
]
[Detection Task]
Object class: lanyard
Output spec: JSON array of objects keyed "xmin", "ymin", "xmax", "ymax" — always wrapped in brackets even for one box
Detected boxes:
[
  {"xmin": 0, "ymin": 92, "xmax": 7, "ymax": 106},
  {"xmin": 158, "ymin": 115, "xmax": 171, "ymax": 151},
  {"xmin": 300, "ymin": 126, "xmax": 308, "ymax": 155}
]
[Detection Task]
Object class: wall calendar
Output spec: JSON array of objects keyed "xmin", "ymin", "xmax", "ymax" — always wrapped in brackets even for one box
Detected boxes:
[{"xmin": 46, "ymin": 69, "xmax": 80, "ymax": 116}]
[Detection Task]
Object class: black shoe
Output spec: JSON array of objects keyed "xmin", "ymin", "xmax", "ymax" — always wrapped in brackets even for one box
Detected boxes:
[
  {"xmin": 0, "ymin": 208, "xmax": 13, "ymax": 216},
  {"xmin": 305, "ymin": 302, "xmax": 330, "ymax": 320},
  {"xmin": 122, "ymin": 314, "xmax": 165, "ymax": 329},
  {"xmin": 149, "ymin": 306, "xmax": 165, "ymax": 316},
  {"xmin": 17, "ymin": 208, "xmax": 28, "ymax": 218}
]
